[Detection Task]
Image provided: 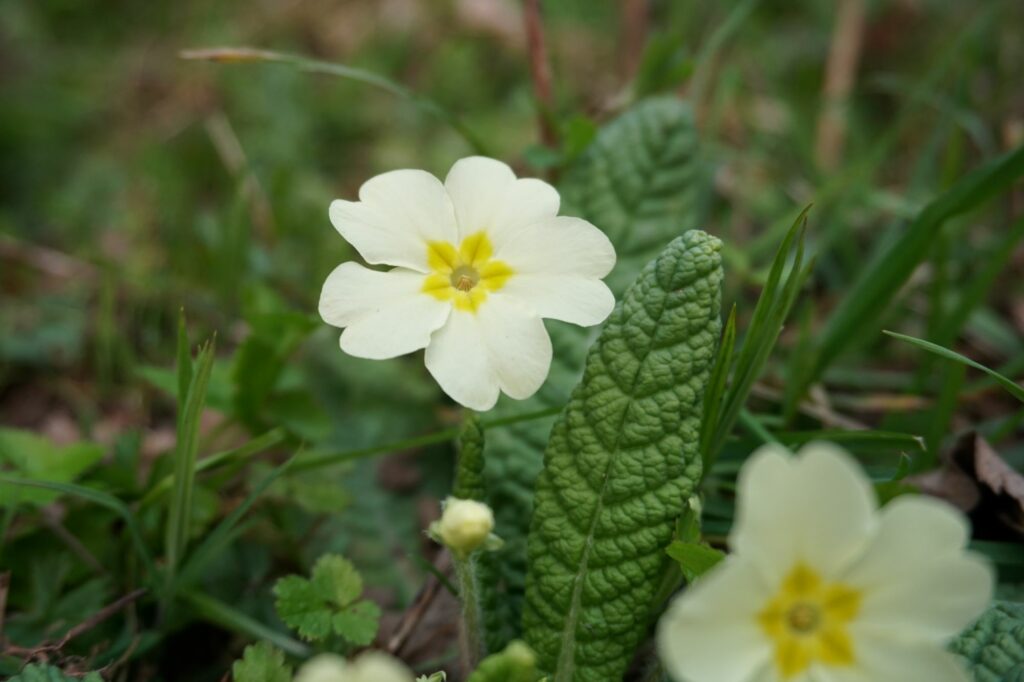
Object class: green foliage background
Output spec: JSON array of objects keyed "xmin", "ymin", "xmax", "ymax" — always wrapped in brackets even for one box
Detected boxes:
[{"xmin": 0, "ymin": 0, "xmax": 1023, "ymax": 680}]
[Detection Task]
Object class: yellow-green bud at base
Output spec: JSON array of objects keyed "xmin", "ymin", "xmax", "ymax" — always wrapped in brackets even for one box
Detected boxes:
[{"xmin": 434, "ymin": 497, "xmax": 494, "ymax": 555}]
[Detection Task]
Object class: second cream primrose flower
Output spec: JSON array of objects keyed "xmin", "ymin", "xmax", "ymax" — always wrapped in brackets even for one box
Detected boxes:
[
  {"xmin": 657, "ymin": 442, "xmax": 993, "ymax": 682},
  {"xmin": 294, "ymin": 652, "xmax": 413, "ymax": 682},
  {"xmin": 318, "ymin": 156, "xmax": 616, "ymax": 411}
]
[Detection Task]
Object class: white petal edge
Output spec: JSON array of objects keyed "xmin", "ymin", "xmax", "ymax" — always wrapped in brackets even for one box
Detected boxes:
[
  {"xmin": 500, "ymin": 274, "xmax": 615, "ymax": 327},
  {"xmin": 658, "ymin": 556, "xmax": 774, "ymax": 682},
  {"xmin": 444, "ymin": 156, "xmax": 560, "ymax": 246},
  {"xmin": 841, "ymin": 495, "xmax": 993, "ymax": 642},
  {"xmin": 329, "ymin": 169, "xmax": 458, "ymax": 272},
  {"xmin": 495, "ymin": 215, "xmax": 616, "ymax": 279},
  {"xmin": 424, "ymin": 295, "xmax": 552, "ymax": 411},
  {"xmin": 319, "ymin": 262, "xmax": 451, "ymax": 360},
  {"xmin": 824, "ymin": 634, "xmax": 971, "ymax": 682},
  {"xmin": 730, "ymin": 442, "xmax": 878, "ymax": 585}
]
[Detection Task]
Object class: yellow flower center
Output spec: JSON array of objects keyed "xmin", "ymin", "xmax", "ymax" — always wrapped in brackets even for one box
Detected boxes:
[
  {"xmin": 422, "ymin": 231, "xmax": 513, "ymax": 313},
  {"xmin": 757, "ymin": 563, "xmax": 862, "ymax": 679}
]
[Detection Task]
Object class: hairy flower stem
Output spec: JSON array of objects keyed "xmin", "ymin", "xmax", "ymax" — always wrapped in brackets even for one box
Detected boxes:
[{"xmin": 454, "ymin": 552, "xmax": 485, "ymax": 672}]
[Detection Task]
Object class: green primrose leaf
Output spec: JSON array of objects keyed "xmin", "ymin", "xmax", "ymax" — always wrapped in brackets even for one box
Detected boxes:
[
  {"xmin": 231, "ymin": 641, "xmax": 293, "ymax": 682},
  {"xmin": 949, "ymin": 601, "xmax": 1024, "ymax": 681},
  {"xmin": 478, "ymin": 96, "xmax": 707, "ymax": 651},
  {"xmin": 273, "ymin": 554, "xmax": 380, "ymax": 645},
  {"xmin": 453, "ymin": 413, "xmax": 487, "ymax": 502},
  {"xmin": 523, "ymin": 231, "xmax": 724, "ymax": 682}
]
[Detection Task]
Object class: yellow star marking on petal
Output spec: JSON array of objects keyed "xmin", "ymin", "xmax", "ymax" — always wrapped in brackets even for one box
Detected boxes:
[
  {"xmin": 757, "ymin": 563, "xmax": 861, "ymax": 679},
  {"xmin": 422, "ymin": 231, "xmax": 514, "ymax": 313}
]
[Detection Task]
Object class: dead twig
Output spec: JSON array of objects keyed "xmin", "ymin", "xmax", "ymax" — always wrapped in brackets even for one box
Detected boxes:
[
  {"xmin": 0, "ymin": 588, "xmax": 147, "ymax": 661},
  {"xmin": 522, "ymin": 0, "xmax": 557, "ymax": 148},
  {"xmin": 0, "ymin": 235, "xmax": 98, "ymax": 281},
  {"xmin": 620, "ymin": 0, "xmax": 649, "ymax": 84},
  {"xmin": 815, "ymin": 0, "xmax": 867, "ymax": 170},
  {"xmin": 387, "ymin": 552, "xmax": 450, "ymax": 657}
]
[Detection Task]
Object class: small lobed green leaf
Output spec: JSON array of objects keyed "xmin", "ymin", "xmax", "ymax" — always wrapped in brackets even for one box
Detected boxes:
[
  {"xmin": 523, "ymin": 231, "xmax": 724, "ymax": 681},
  {"xmin": 273, "ymin": 554, "xmax": 380, "ymax": 645},
  {"xmin": 479, "ymin": 96, "xmax": 707, "ymax": 652},
  {"xmin": 0, "ymin": 429, "xmax": 104, "ymax": 507},
  {"xmin": 949, "ymin": 602, "xmax": 1024, "ymax": 681},
  {"xmin": 232, "ymin": 641, "xmax": 293, "ymax": 682},
  {"xmin": 274, "ymin": 575, "xmax": 332, "ymax": 641},
  {"xmin": 331, "ymin": 599, "xmax": 381, "ymax": 646},
  {"xmin": 311, "ymin": 554, "xmax": 363, "ymax": 608}
]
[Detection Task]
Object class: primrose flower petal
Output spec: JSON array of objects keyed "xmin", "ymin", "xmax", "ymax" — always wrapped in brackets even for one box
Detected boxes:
[
  {"xmin": 329, "ymin": 169, "xmax": 458, "ymax": 272},
  {"xmin": 319, "ymin": 263, "xmax": 450, "ymax": 360},
  {"xmin": 320, "ymin": 156, "xmax": 616, "ymax": 410},
  {"xmin": 657, "ymin": 442, "xmax": 992, "ymax": 682},
  {"xmin": 444, "ymin": 156, "xmax": 561, "ymax": 250}
]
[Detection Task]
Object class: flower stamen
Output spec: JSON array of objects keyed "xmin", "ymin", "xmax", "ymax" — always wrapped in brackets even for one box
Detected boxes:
[
  {"xmin": 423, "ymin": 232, "xmax": 512, "ymax": 313},
  {"xmin": 757, "ymin": 563, "xmax": 861, "ymax": 678}
]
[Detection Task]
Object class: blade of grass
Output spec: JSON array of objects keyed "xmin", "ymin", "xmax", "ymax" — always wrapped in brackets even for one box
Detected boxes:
[
  {"xmin": 290, "ymin": 405, "xmax": 561, "ymax": 472},
  {"xmin": 176, "ymin": 453, "xmax": 296, "ymax": 589},
  {"xmin": 176, "ymin": 310, "xmax": 192, "ymax": 429},
  {"xmin": 805, "ymin": 144, "xmax": 1024, "ymax": 389},
  {"xmin": 739, "ymin": 409, "xmax": 780, "ymax": 446},
  {"xmin": 180, "ymin": 47, "xmax": 488, "ymax": 155},
  {"xmin": 164, "ymin": 339, "xmax": 216, "ymax": 599},
  {"xmin": 748, "ymin": 6, "xmax": 997, "ymax": 260},
  {"xmin": 922, "ymin": 361, "xmax": 966, "ymax": 471},
  {"xmin": 180, "ymin": 589, "xmax": 310, "ymax": 657},
  {"xmin": 706, "ymin": 209, "xmax": 811, "ymax": 464},
  {"xmin": 884, "ymin": 331, "xmax": 1024, "ymax": 403},
  {"xmin": 699, "ymin": 305, "xmax": 737, "ymax": 468},
  {"xmin": 937, "ymin": 215, "xmax": 1024, "ymax": 348},
  {"xmin": 0, "ymin": 475, "xmax": 156, "ymax": 580},
  {"xmin": 139, "ymin": 427, "xmax": 286, "ymax": 509},
  {"xmin": 688, "ymin": 0, "xmax": 761, "ymax": 111}
]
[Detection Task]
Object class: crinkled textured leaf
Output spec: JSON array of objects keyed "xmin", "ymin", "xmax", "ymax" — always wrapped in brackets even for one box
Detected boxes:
[
  {"xmin": 453, "ymin": 414, "xmax": 486, "ymax": 501},
  {"xmin": 8, "ymin": 665, "xmax": 103, "ymax": 682},
  {"xmin": 950, "ymin": 601, "xmax": 1024, "ymax": 681},
  {"xmin": 467, "ymin": 641, "xmax": 540, "ymax": 682},
  {"xmin": 232, "ymin": 642, "xmax": 293, "ymax": 682},
  {"xmin": 479, "ymin": 97, "xmax": 705, "ymax": 651},
  {"xmin": 273, "ymin": 554, "xmax": 380, "ymax": 644},
  {"xmin": 523, "ymin": 231, "xmax": 723, "ymax": 681}
]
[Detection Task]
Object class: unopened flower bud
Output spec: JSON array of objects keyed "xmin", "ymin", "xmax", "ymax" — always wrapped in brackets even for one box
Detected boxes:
[{"xmin": 433, "ymin": 497, "xmax": 494, "ymax": 556}]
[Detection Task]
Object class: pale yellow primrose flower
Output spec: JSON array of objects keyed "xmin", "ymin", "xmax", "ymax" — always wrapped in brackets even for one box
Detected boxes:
[
  {"xmin": 295, "ymin": 652, "xmax": 413, "ymax": 682},
  {"xmin": 318, "ymin": 156, "xmax": 616, "ymax": 411},
  {"xmin": 658, "ymin": 442, "xmax": 993, "ymax": 682}
]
